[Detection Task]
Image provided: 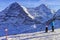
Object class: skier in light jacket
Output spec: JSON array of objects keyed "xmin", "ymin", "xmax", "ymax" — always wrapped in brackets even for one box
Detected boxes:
[{"xmin": 51, "ymin": 21, "xmax": 54, "ymax": 32}]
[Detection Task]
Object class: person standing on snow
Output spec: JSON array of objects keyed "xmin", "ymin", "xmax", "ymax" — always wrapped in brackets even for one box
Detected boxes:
[
  {"xmin": 45, "ymin": 21, "xmax": 54, "ymax": 33},
  {"xmin": 45, "ymin": 25, "xmax": 48, "ymax": 32},
  {"xmin": 51, "ymin": 21, "xmax": 54, "ymax": 32}
]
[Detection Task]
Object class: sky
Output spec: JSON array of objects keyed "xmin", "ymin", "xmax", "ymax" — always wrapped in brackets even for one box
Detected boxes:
[{"xmin": 0, "ymin": 0, "xmax": 60, "ymax": 11}]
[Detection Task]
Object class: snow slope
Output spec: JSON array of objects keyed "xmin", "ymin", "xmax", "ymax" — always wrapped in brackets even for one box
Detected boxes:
[{"xmin": 0, "ymin": 29, "xmax": 60, "ymax": 40}]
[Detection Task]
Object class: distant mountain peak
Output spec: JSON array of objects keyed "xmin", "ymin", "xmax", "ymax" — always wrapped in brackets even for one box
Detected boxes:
[
  {"xmin": 37, "ymin": 4, "xmax": 47, "ymax": 8},
  {"xmin": 35, "ymin": 4, "xmax": 49, "ymax": 10},
  {"xmin": 8, "ymin": 2, "xmax": 21, "ymax": 10},
  {"xmin": 56, "ymin": 9, "xmax": 60, "ymax": 13},
  {"xmin": 40, "ymin": 4, "xmax": 46, "ymax": 7},
  {"xmin": 10, "ymin": 2, "xmax": 20, "ymax": 6}
]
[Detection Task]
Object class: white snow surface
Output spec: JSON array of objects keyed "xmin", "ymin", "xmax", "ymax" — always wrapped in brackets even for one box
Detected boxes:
[{"xmin": 0, "ymin": 29, "xmax": 60, "ymax": 40}]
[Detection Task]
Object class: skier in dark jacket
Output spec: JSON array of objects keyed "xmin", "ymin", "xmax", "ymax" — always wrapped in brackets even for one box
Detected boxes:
[{"xmin": 45, "ymin": 25, "xmax": 48, "ymax": 32}]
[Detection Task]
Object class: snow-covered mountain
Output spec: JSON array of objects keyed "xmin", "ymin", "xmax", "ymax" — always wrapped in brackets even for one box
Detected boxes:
[
  {"xmin": 28, "ymin": 4, "xmax": 53, "ymax": 23},
  {"xmin": 53, "ymin": 9, "xmax": 60, "ymax": 29},
  {"xmin": 55, "ymin": 9, "xmax": 60, "ymax": 19},
  {"xmin": 0, "ymin": 2, "xmax": 37, "ymax": 36},
  {"xmin": 1, "ymin": 2, "xmax": 35, "ymax": 25},
  {"xmin": 0, "ymin": 2, "xmax": 57, "ymax": 37}
]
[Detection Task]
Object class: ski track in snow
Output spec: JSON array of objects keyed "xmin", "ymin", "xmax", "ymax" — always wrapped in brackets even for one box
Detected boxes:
[{"xmin": 0, "ymin": 29, "xmax": 60, "ymax": 40}]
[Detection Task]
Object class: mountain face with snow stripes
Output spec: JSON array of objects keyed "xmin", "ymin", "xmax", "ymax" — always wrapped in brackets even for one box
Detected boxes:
[
  {"xmin": 0, "ymin": 2, "xmax": 35, "ymax": 36},
  {"xmin": 0, "ymin": 2, "xmax": 59, "ymax": 36},
  {"xmin": 28, "ymin": 4, "xmax": 53, "ymax": 23}
]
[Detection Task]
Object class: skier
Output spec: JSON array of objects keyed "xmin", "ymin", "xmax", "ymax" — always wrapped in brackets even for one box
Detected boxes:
[
  {"xmin": 45, "ymin": 25, "xmax": 48, "ymax": 33},
  {"xmin": 45, "ymin": 21, "xmax": 54, "ymax": 33},
  {"xmin": 51, "ymin": 21, "xmax": 54, "ymax": 32}
]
